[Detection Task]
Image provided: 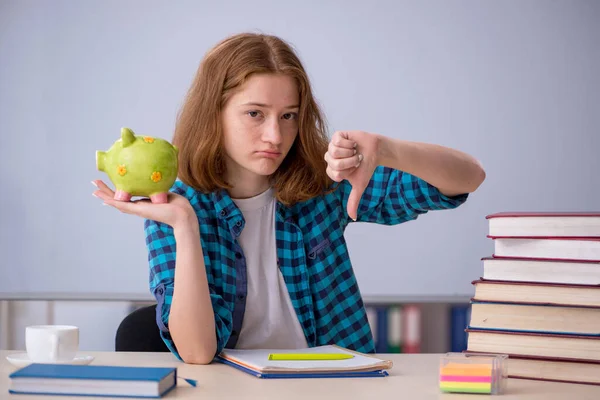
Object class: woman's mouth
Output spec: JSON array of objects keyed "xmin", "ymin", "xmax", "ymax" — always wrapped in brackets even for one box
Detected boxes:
[{"xmin": 256, "ymin": 150, "xmax": 281, "ymax": 159}]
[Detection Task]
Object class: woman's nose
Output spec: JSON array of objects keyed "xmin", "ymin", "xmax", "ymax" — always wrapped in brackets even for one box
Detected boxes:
[{"xmin": 262, "ymin": 119, "xmax": 283, "ymax": 145}]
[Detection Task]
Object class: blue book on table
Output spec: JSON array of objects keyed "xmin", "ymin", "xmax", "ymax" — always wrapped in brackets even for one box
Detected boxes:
[{"xmin": 9, "ymin": 363, "xmax": 177, "ymax": 398}]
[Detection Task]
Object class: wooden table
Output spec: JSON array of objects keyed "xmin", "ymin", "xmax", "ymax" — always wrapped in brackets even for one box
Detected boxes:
[{"xmin": 1, "ymin": 350, "xmax": 599, "ymax": 399}]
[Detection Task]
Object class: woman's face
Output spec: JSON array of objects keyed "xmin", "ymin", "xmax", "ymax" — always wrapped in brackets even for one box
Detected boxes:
[{"xmin": 221, "ymin": 73, "xmax": 300, "ymax": 184}]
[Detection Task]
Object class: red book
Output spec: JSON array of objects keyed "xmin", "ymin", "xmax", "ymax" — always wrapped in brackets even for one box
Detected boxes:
[
  {"xmin": 401, "ymin": 305, "xmax": 421, "ymax": 353},
  {"xmin": 486, "ymin": 212, "xmax": 600, "ymax": 238}
]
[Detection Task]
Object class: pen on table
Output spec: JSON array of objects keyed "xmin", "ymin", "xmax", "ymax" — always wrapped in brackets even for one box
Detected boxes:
[{"xmin": 268, "ymin": 353, "xmax": 355, "ymax": 361}]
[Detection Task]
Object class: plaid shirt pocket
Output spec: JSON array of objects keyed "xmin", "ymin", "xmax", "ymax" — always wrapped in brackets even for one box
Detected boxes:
[{"xmin": 307, "ymin": 238, "xmax": 331, "ymax": 260}]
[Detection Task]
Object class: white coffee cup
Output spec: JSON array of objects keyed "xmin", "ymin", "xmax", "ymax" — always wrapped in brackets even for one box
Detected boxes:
[{"xmin": 26, "ymin": 325, "xmax": 79, "ymax": 363}]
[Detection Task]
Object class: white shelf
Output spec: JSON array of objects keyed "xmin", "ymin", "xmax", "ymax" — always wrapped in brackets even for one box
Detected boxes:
[
  {"xmin": 363, "ymin": 295, "xmax": 471, "ymax": 304},
  {"xmin": 0, "ymin": 292, "xmax": 155, "ymax": 302},
  {"xmin": 0, "ymin": 292, "xmax": 471, "ymax": 304}
]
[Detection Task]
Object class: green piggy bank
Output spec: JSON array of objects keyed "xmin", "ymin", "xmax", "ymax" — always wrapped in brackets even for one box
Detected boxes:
[{"xmin": 96, "ymin": 127, "xmax": 178, "ymax": 203}]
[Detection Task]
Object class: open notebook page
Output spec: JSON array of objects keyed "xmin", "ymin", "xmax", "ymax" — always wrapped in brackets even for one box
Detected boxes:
[{"xmin": 218, "ymin": 345, "xmax": 392, "ymax": 372}]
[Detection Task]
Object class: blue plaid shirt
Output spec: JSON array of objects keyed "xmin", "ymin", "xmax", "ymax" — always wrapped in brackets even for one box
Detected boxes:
[{"xmin": 144, "ymin": 166, "xmax": 468, "ymax": 360}]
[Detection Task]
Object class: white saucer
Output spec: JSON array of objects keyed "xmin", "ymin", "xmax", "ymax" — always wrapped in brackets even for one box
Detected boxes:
[{"xmin": 6, "ymin": 353, "xmax": 95, "ymax": 368}]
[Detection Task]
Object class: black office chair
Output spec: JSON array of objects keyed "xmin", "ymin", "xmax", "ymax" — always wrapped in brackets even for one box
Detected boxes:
[{"xmin": 115, "ymin": 304, "xmax": 170, "ymax": 352}]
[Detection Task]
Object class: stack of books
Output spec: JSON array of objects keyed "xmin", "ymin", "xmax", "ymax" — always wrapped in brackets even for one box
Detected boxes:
[{"xmin": 465, "ymin": 212, "xmax": 600, "ymax": 386}]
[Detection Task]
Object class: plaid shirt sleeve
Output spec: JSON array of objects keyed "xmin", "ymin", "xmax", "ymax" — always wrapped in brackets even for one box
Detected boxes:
[
  {"xmin": 337, "ymin": 166, "xmax": 469, "ymax": 225},
  {"xmin": 145, "ymin": 215, "xmax": 233, "ymax": 360}
]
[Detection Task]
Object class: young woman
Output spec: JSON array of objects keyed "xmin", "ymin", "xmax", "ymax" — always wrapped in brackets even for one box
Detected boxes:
[{"xmin": 92, "ymin": 32, "xmax": 485, "ymax": 364}]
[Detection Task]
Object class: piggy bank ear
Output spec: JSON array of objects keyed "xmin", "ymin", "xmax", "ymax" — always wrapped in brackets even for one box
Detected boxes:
[{"xmin": 121, "ymin": 127, "xmax": 136, "ymax": 147}]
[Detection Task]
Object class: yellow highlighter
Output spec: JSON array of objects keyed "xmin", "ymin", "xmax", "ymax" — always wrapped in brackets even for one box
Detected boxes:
[{"xmin": 268, "ymin": 353, "xmax": 354, "ymax": 361}]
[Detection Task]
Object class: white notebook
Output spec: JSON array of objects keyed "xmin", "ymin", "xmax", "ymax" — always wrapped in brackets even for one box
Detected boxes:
[{"xmin": 216, "ymin": 345, "xmax": 393, "ymax": 377}]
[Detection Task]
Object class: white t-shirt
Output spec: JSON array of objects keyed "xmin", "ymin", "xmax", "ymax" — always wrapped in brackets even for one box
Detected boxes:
[{"xmin": 231, "ymin": 188, "xmax": 308, "ymax": 349}]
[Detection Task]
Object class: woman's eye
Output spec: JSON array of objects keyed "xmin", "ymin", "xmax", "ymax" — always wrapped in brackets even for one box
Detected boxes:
[
  {"xmin": 282, "ymin": 113, "xmax": 298, "ymax": 120},
  {"xmin": 247, "ymin": 111, "xmax": 260, "ymax": 118}
]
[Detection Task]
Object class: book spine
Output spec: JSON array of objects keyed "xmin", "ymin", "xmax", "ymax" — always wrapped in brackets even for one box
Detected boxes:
[
  {"xmin": 387, "ymin": 306, "xmax": 402, "ymax": 353},
  {"xmin": 375, "ymin": 306, "xmax": 389, "ymax": 353},
  {"xmin": 450, "ymin": 304, "xmax": 470, "ymax": 352},
  {"xmin": 402, "ymin": 305, "xmax": 421, "ymax": 353}
]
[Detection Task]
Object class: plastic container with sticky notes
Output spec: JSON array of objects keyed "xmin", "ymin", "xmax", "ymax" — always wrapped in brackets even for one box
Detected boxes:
[{"xmin": 439, "ymin": 352, "xmax": 508, "ymax": 395}]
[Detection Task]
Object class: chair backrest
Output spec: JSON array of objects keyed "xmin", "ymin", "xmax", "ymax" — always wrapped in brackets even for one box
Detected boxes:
[{"xmin": 115, "ymin": 304, "xmax": 170, "ymax": 352}]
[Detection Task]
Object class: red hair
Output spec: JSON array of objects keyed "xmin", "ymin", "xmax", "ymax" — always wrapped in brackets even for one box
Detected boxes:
[{"xmin": 172, "ymin": 33, "xmax": 333, "ymax": 205}]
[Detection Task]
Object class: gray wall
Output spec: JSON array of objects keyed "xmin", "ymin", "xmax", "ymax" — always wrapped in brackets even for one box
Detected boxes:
[{"xmin": 1, "ymin": 0, "xmax": 599, "ymax": 298}]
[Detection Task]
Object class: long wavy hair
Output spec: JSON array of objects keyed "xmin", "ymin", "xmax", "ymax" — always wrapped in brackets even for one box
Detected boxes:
[{"xmin": 172, "ymin": 32, "xmax": 334, "ymax": 205}]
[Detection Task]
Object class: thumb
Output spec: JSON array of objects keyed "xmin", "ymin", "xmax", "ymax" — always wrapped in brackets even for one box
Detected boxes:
[{"xmin": 346, "ymin": 183, "xmax": 366, "ymax": 222}]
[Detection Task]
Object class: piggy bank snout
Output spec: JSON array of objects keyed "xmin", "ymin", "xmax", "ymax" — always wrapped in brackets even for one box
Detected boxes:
[{"xmin": 96, "ymin": 151, "xmax": 106, "ymax": 172}]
